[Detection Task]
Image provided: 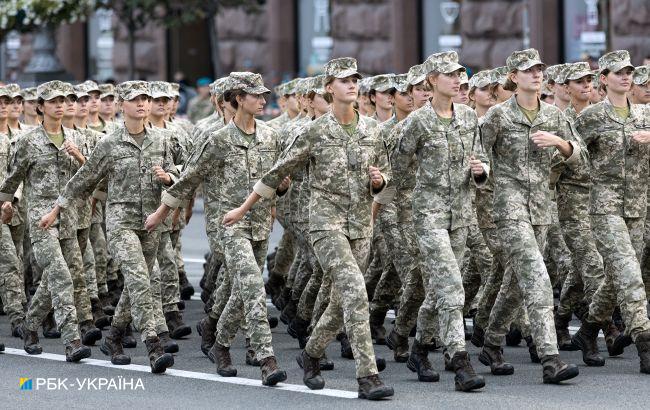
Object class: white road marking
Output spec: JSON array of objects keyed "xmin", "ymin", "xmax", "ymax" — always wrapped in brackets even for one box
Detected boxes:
[
  {"xmin": 183, "ymin": 258, "xmax": 206, "ymax": 264},
  {"xmin": 2, "ymin": 348, "xmax": 357, "ymax": 399}
]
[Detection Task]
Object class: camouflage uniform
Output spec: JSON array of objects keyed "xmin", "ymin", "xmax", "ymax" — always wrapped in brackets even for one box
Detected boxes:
[
  {"xmin": 163, "ymin": 86, "xmax": 280, "ymax": 362},
  {"xmin": 0, "ymin": 82, "xmax": 85, "ymax": 345},
  {"xmin": 254, "ymin": 58, "xmax": 388, "ymax": 378},
  {"xmin": 57, "ymin": 81, "xmax": 179, "ymax": 342},
  {"xmin": 481, "ymin": 51, "xmax": 585, "ymax": 358},
  {"xmin": 390, "ymin": 55, "xmax": 488, "ymax": 356},
  {"xmin": 575, "ymin": 51, "xmax": 650, "ymax": 339},
  {"xmin": 187, "ymin": 95, "xmax": 215, "ymax": 124}
]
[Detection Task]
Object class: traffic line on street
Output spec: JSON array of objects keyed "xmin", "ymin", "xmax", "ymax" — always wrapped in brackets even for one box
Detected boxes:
[
  {"xmin": 183, "ymin": 258, "xmax": 206, "ymax": 264},
  {"xmin": 2, "ymin": 348, "xmax": 358, "ymax": 399}
]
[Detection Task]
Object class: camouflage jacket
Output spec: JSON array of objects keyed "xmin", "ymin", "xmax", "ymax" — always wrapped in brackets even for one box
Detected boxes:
[
  {"xmin": 481, "ymin": 95, "xmax": 585, "ymax": 225},
  {"xmin": 194, "ymin": 112, "xmax": 219, "ymax": 132},
  {"xmin": 574, "ymin": 98, "xmax": 650, "ymax": 218},
  {"xmin": 56, "ymin": 125, "xmax": 178, "ymax": 232},
  {"xmin": 162, "ymin": 120, "xmax": 279, "ymax": 241},
  {"xmin": 374, "ymin": 115, "xmax": 400, "ymax": 226},
  {"xmin": 66, "ymin": 126, "xmax": 103, "ymax": 230},
  {"xmin": 266, "ymin": 112, "xmax": 289, "ymax": 131},
  {"xmin": 254, "ymin": 111, "xmax": 389, "ymax": 242},
  {"xmin": 283, "ymin": 120, "xmax": 312, "ymax": 226},
  {"xmin": 390, "ymin": 103, "xmax": 488, "ymax": 231},
  {"xmin": 187, "ymin": 96, "xmax": 214, "ymax": 124},
  {"xmin": 0, "ymin": 125, "xmax": 81, "ymax": 239}
]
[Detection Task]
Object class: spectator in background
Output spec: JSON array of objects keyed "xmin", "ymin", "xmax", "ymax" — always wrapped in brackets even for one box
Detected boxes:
[{"xmin": 173, "ymin": 71, "xmax": 197, "ymax": 116}]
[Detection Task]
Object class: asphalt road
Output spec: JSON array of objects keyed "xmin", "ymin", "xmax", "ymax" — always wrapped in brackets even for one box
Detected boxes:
[{"xmin": 2, "ymin": 199, "xmax": 649, "ymax": 409}]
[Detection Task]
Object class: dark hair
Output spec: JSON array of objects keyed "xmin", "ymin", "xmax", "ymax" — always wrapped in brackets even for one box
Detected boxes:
[
  {"xmin": 307, "ymin": 90, "xmax": 332, "ymax": 104},
  {"xmin": 407, "ymin": 81, "xmax": 432, "ymax": 94},
  {"xmin": 225, "ymin": 89, "xmax": 250, "ymax": 110},
  {"xmin": 368, "ymin": 89, "xmax": 377, "ymax": 107},
  {"xmin": 36, "ymin": 97, "xmax": 45, "ymax": 116}
]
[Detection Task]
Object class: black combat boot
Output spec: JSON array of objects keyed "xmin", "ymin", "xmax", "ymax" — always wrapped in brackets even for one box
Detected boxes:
[
  {"xmin": 91, "ymin": 297, "xmax": 111, "ymax": 329},
  {"xmin": 80, "ymin": 320, "xmax": 102, "ymax": 346},
  {"xmin": 42, "ymin": 311, "xmax": 61, "ymax": 339},
  {"xmin": 11, "ymin": 319, "xmax": 24, "ymax": 338},
  {"xmin": 541, "ymin": 354, "xmax": 579, "ymax": 384},
  {"xmin": 158, "ymin": 331, "xmax": 179, "ymax": 353},
  {"xmin": 337, "ymin": 332, "xmax": 353, "ymax": 359},
  {"xmin": 23, "ymin": 327, "xmax": 42, "ymax": 354},
  {"xmin": 260, "ymin": 356, "xmax": 287, "ymax": 386},
  {"xmin": 210, "ymin": 342, "xmax": 237, "ymax": 377},
  {"xmin": 369, "ymin": 309, "xmax": 387, "ymax": 345},
  {"xmin": 357, "ymin": 374, "xmax": 394, "ymax": 400},
  {"xmin": 385, "ymin": 329, "xmax": 409, "ymax": 362},
  {"xmin": 478, "ymin": 344, "xmax": 515, "ymax": 375},
  {"xmin": 451, "ymin": 351, "xmax": 485, "ymax": 392},
  {"xmin": 603, "ymin": 321, "xmax": 632, "ymax": 357},
  {"xmin": 287, "ymin": 316, "xmax": 310, "ymax": 339},
  {"xmin": 145, "ymin": 336, "xmax": 174, "ymax": 374},
  {"xmin": 198, "ymin": 316, "xmax": 217, "ymax": 357},
  {"xmin": 164, "ymin": 311, "xmax": 191, "ymax": 339},
  {"xmin": 122, "ymin": 323, "xmax": 137, "ymax": 348},
  {"xmin": 100, "ymin": 326, "xmax": 131, "ymax": 365},
  {"xmin": 65, "ymin": 339, "xmax": 92, "ymax": 362},
  {"xmin": 524, "ymin": 335, "xmax": 541, "ymax": 363},
  {"xmin": 505, "ymin": 326, "xmax": 522, "ymax": 347},
  {"xmin": 406, "ymin": 340, "xmax": 440, "ymax": 382},
  {"xmin": 572, "ymin": 320, "xmax": 605, "ymax": 366},
  {"xmin": 296, "ymin": 350, "xmax": 325, "ymax": 390},
  {"xmin": 470, "ymin": 324, "xmax": 485, "ymax": 348},
  {"xmin": 178, "ymin": 269, "xmax": 194, "ymax": 300}
]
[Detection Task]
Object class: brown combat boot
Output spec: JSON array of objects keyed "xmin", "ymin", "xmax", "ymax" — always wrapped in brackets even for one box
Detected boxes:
[
  {"xmin": 541, "ymin": 354, "xmax": 579, "ymax": 384},
  {"xmin": 634, "ymin": 331, "xmax": 650, "ymax": 374},
  {"xmin": 603, "ymin": 321, "xmax": 632, "ymax": 357},
  {"xmin": 42, "ymin": 311, "xmax": 61, "ymax": 339},
  {"xmin": 100, "ymin": 326, "xmax": 131, "ymax": 365},
  {"xmin": 65, "ymin": 339, "xmax": 92, "ymax": 362},
  {"xmin": 451, "ymin": 351, "xmax": 485, "ymax": 392},
  {"xmin": 23, "ymin": 326, "xmax": 42, "ymax": 355},
  {"xmin": 210, "ymin": 342, "xmax": 237, "ymax": 377},
  {"xmin": 369, "ymin": 309, "xmax": 387, "ymax": 345},
  {"xmin": 296, "ymin": 350, "xmax": 325, "ymax": 390},
  {"xmin": 164, "ymin": 311, "xmax": 191, "ymax": 339},
  {"xmin": 357, "ymin": 374, "xmax": 394, "ymax": 400},
  {"xmin": 572, "ymin": 320, "xmax": 605, "ymax": 366},
  {"xmin": 80, "ymin": 320, "xmax": 102, "ymax": 346},
  {"xmin": 158, "ymin": 331, "xmax": 179, "ymax": 353},
  {"xmin": 198, "ymin": 316, "xmax": 217, "ymax": 357},
  {"xmin": 145, "ymin": 336, "xmax": 174, "ymax": 374},
  {"xmin": 406, "ymin": 340, "xmax": 439, "ymax": 382},
  {"xmin": 260, "ymin": 355, "xmax": 287, "ymax": 386},
  {"xmin": 91, "ymin": 298, "xmax": 111, "ymax": 329},
  {"xmin": 479, "ymin": 344, "xmax": 515, "ymax": 375},
  {"xmin": 555, "ymin": 313, "xmax": 577, "ymax": 351},
  {"xmin": 386, "ymin": 329, "xmax": 409, "ymax": 362}
]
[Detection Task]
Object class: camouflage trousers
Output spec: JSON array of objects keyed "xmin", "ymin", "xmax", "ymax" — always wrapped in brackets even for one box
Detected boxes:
[
  {"xmin": 294, "ymin": 223, "xmax": 324, "ymax": 322},
  {"xmin": 364, "ymin": 223, "xmax": 386, "ymax": 299},
  {"xmin": 556, "ymin": 219, "xmax": 605, "ymax": 321},
  {"xmin": 0, "ymin": 224, "xmax": 26, "ymax": 325},
  {"xmin": 77, "ymin": 228, "xmax": 98, "ymax": 301},
  {"xmin": 215, "ymin": 236, "xmax": 272, "ymax": 361},
  {"xmin": 108, "ymin": 228, "xmax": 161, "ymax": 341},
  {"xmin": 640, "ymin": 214, "xmax": 650, "ymax": 300},
  {"xmin": 369, "ymin": 203, "xmax": 404, "ymax": 316},
  {"xmin": 305, "ymin": 231, "xmax": 377, "ymax": 378},
  {"xmin": 89, "ymin": 222, "xmax": 108, "ymax": 295},
  {"xmin": 158, "ymin": 231, "xmax": 180, "ymax": 314},
  {"xmin": 485, "ymin": 221, "xmax": 556, "ymax": 357},
  {"xmin": 543, "ymin": 219, "xmax": 573, "ymax": 289},
  {"xmin": 413, "ymin": 216, "xmax": 467, "ymax": 357},
  {"xmin": 270, "ymin": 228, "xmax": 295, "ymax": 281},
  {"xmin": 462, "ymin": 223, "xmax": 493, "ymax": 315},
  {"xmin": 24, "ymin": 230, "xmax": 81, "ymax": 344},
  {"xmin": 290, "ymin": 225, "xmax": 314, "ymax": 304},
  {"xmin": 588, "ymin": 215, "xmax": 650, "ymax": 341},
  {"xmin": 170, "ymin": 229, "xmax": 186, "ymax": 282},
  {"xmin": 392, "ymin": 221, "xmax": 427, "ymax": 338}
]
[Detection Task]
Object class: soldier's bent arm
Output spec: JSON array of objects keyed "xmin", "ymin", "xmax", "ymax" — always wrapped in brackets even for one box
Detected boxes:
[
  {"xmin": 390, "ymin": 117, "xmax": 421, "ymax": 196},
  {"xmin": 56, "ymin": 140, "xmax": 111, "ymax": 209},
  {"xmin": 0, "ymin": 137, "xmax": 31, "ymax": 202}
]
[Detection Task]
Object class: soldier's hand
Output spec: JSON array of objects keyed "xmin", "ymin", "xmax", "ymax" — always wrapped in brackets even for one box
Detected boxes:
[
  {"xmin": 632, "ymin": 131, "xmax": 650, "ymax": 144},
  {"xmin": 469, "ymin": 156, "xmax": 486, "ymax": 177},
  {"xmin": 153, "ymin": 166, "xmax": 172, "ymax": 185},
  {"xmin": 222, "ymin": 207, "xmax": 246, "ymax": 226},
  {"xmin": 278, "ymin": 176, "xmax": 291, "ymax": 192},
  {"xmin": 185, "ymin": 206, "xmax": 193, "ymax": 224},
  {"xmin": 91, "ymin": 197, "xmax": 98, "ymax": 217},
  {"xmin": 39, "ymin": 207, "xmax": 58, "ymax": 230},
  {"xmin": 172, "ymin": 208, "xmax": 181, "ymax": 230},
  {"xmin": 63, "ymin": 140, "xmax": 84, "ymax": 164},
  {"xmin": 368, "ymin": 166, "xmax": 384, "ymax": 189},
  {"xmin": 145, "ymin": 211, "xmax": 163, "ymax": 232},
  {"xmin": 530, "ymin": 131, "xmax": 563, "ymax": 148},
  {"xmin": 1, "ymin": 202, "xmax": 13, "ymax": 224}
]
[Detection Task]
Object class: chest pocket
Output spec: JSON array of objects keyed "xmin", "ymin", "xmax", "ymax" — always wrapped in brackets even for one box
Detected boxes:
[
  {"xmin": 257, "ymin": 148, "xmax": 276, "ymax": 175},
  {"xmin": 32, "ymin": 152, "xmax": 62, "ymax": 197},
  {"xmin": 358, "ymin": 141, "xmax": 376, "ymax": 172},
  {"xmin": 110, "ymin": 154, "xmax": 141, "ymax": 202},
  {"xmin": 447, "ymin": 130, "xmax": 467, "ymax": 163}
]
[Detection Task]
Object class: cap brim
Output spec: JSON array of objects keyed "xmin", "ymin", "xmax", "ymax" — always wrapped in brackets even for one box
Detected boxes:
[
  {"xmin": 76, "ymin": 91, "xmax": 90, "ymax": 98},
  {"xmin": 150, "ymin": 92, "xmax": 171, "ymax": 99},
  {"xmin": 472, "ymin": 80, "xmax": 492, "ymax": 89},
  {"xmin": 518, "ymin": 61, "xmax": 546, "ymax": 71},
  {"xmin": 439, "ymin": 63, "xmax": 466, "ymax": 74},
  {"xmin": 123, "ymin": 92, "xmax": 150, "ymax": 100},
  {"xmin": 609, "ymin": 62, "xmax": 634, "ymax": 73},
  {"xmin": 244, "ymin": 86, "xmax": 271, "ymax": 95},
  {"xmin": 408, "ymin": 75, "xmax": 426, "ymax": 86},
  {"xmin": 374, "ymin": 85, "xmax": 395, "ymax": 92},
  {"xmin": 42, "ymin": 91, "xmax": 68, "ymax": 100},
  {"xmin": 100, "ymin": 93, "xmax": 115, "ymax": 99},
  {"xmin": 335, "ymin": 69, "xmax": 362, "ymax": 79},
  {"xmin": 566, "ymin": 71, "xmax": 594, "ymax": 82}
]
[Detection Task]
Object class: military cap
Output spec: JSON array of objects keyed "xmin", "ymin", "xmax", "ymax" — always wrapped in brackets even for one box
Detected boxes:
[
  {"xmin": 633, "ymin": 65, "xmax": 649, "ymax": 85},
  {"xmin": 283, "ymin": 78, "xmax": 301, "ymax": 95},
  {"xmin": 99, "ymin": 83, "xmax": 116, "ymax": 99},
  {"xmin": 0, "ymin": 86, "xmax": 13, "ymax": 98},
  {"xmin": 73, "ymin": 84, "xmax": 89, "ymax": 99},
  {"xmin": 37, "ymin": 81, "xmax": 75, "ymax": 101},
  {"xmin": 592, "ymin": 70, "xmax": 601, "ymax": 89},
  {"xmin": 324, "ymin": 57, "xmax": 362, "ymax": 80},
  {"xmin": 211, "ymin": 77, "xmax": 230, "ymax": 96},
  {"xmin": 598, "ymin": 50, "xmax": 634, "ymax": 73},
  {"xmin": 20, "ymin": 87, "xmax": 38, "ymax": 101},
  {"xmin": 310, "ymin": 75, "xmax": 327, "ymax": 95},
  {"xmin": 459, "ymin": 71, "xmax": 469, "ymax": 85},
  {"xmin": 170, "ymin": 83, "xmax": 180, "ymax": 97},
  {"xmin": 273, "ymin": 82, "xmax": 285, "ymax": 96},
  {"xmin": 407, "ymin": 64, "xmax": 427, "ymax": 86},
  {"xmin": 358, "ymin": 78, "xmax": 370, "ymax": 94},
  {"xmin": 506, "ymin": 48, "xmax": 545, "ymax": 72},
  {"xmin": 424, "ymin": 51, "xmax": 465, "ymax": 74},
  {"xmin": 370, "ymin": 74, "xmax": 396, "ymax": 92},
  {"xmin": 295, "ymin": 77, "xmax": 312, "ymax": 95},
  {"xmin": 116, "ymin": 81, "xmax": 151, "ymax": 100},
  {"xmin": 468, "ymin": 70, "xmax": 494, "ymax": 89},
  {"xmin": 393, "ymin": 74, "xmax": 409, "ymax": 93},
  {"xmin": 229, "ymin": 72, "xmax": 270, "ymax": 94},
  {"xmin": 563, "ymin": 62, "xmax": 594, "ymax": 83},
  {"xmin": 541, "ymin": 80, "xmax": 554, "ymax": 96},
  {"xmin": 493, "ymin": 66, "xmax": 508, "ymax": 86},
  {"xmin": 150, "ymin": 81, "xmax": 173, "ymax": 99},
  {"xmin": 77, "ymin": 80, "xmax": 100, "ymax": 94},
  {"xmin": 545, "ymin": 64, "xmax": 568, "ymax": 84},
  {"xmin": 5, "ymin": 83, "xmax": 21, "ymax": 99}
]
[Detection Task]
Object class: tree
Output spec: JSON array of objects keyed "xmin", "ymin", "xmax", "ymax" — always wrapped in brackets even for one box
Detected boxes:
[{"xmin": 99, "ymin": 0, "xmax": 264, "ymax": 79}]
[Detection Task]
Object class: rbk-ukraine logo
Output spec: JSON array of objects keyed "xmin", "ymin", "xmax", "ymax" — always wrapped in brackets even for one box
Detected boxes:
[{"xmin": 20, "ymin": 378, "xmax": 33, "ymax": 390}]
